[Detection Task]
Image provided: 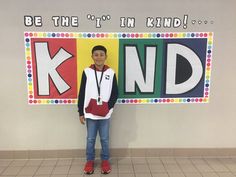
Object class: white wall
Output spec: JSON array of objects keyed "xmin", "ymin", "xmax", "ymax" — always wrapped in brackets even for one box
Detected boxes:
[{"xmin": 0, "ymin": 0, "xmax": 236, "ymax": 150}]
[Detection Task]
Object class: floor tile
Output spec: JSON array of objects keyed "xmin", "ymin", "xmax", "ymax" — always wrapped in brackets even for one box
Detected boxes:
[
  {"xmin": 17, "ymin": 166, "xmax": 38, "ymax": 175},
  {"xmin": 152, "ymin": 173, "xmax": 169, "ymax": 177},
  {"xmin": 1, "ymin": 166, "xmax": 22, "ymax": 175}
]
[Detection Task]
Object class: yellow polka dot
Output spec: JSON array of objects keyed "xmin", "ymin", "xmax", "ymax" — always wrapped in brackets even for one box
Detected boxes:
[{"xmin": 174, "ymin": 99, "xmax": 179, "ymax": 103}]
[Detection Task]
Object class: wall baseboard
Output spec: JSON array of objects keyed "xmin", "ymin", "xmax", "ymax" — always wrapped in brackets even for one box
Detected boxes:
[{"xmin": 1, "ymin": 148, "xmax": 236, "ymax": 159}]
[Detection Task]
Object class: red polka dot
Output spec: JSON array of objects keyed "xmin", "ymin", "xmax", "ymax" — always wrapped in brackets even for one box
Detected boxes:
[
  {"xmin": 27, "ymin": 61, "xmax": 31, "ymax": 64},
  {"xmin": 200, "ymin": 33, "xmax": 203, "ymax": 37},
  {"xmin": 134, "ymin": 99, "xmax": 138, "ymax": 103},
  {"xmin": 170, "ymin": 33, "xmax": 173, "ymax": 37},
  {"xmin": 68, "ymin": 100, "xmax": 72, "ymax": 103},
  {"xmin": 63, "ymin": 100, "xmax": 67, "ymax": 103},
  {"xmin": 167, "ymin": 99, "xmax": 170, "ymax": 103},
  {"xmin": 135, "ymin": 33, "xmax": 139, "ymax": 38},
  {"xmin": 101, "ymin": 33, "xmax": 104, "ymax": 38},
  {"xmin": 29, "ymin": 33, "xmax": 33, "ymax": 37},
  {"xmin": 165, "ymin": 33, "xmax": 169, "ymax": 37},
  {"xmin": 204, "ymin": 33, "xmax": 208, "ymax": 37},
  {"xmin": 29, "ymin": 95, "xmax": 33, "ymax": 98}
]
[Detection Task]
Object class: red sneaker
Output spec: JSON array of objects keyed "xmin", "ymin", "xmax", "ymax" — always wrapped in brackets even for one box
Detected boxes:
[
  {"xmin": 84, "ymin": 160, "xmax": 94, "ymax": 174},
  {"xmin": 101, "ymin": 160, "xmax": 111, "ymax": 174}
]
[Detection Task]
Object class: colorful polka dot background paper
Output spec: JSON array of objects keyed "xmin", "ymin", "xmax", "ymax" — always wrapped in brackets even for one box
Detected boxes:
[{"xmin": 24, "ymin": 32, "xmax": 213, "ymax": 104}]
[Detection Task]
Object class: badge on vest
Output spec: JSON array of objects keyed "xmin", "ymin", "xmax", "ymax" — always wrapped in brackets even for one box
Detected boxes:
[{"xmin": 97, "ymin": 96, "xmax": 103, "ymax": 105}]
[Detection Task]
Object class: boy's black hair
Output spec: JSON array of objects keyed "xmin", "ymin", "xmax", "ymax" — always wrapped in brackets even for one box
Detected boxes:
[{"xmin": 92, "ymin": 45, "xmax": 107, "ymax": 54}]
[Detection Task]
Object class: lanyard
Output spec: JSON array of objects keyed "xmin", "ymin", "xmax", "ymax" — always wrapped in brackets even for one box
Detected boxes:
[{"xmin": 94, "ymin": 65, "xmax": 105, "ymax": 98}]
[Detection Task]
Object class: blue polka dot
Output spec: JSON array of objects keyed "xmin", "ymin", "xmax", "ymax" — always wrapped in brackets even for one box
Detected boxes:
[
  {"xmin": 52, "ymin": 33, "xmax": 56, "ymax": 37},
  {"xmin": 154, "ymin": 99, "xmax": 158, "ymax": 103},
  {"xmin": 187, "ymin": 99, "xmax": 190, "ymax": 102},
  {"xmin": 156, "ymin": 33, "xmax": 161, "ymax": 37},
  {"xmin": 122, "ymin": 99, "xmax": 125, "ymax": 103},
  {"xmin": 25, "ymin": 38, "xmax": 30, "ymax": 42},
  {"xmin": 191, "ymin": 33, "xmax": 195, "ymax": 37},
  {"xmin": 205, "ymin": 84, "xmax": 209, "ymax": 87},
  {"xmin": 122, "ymin": 33, "xmax": 126, "ymax": 38},
  {"xmin": 208, "ymin": 50, "xmax": 211, "ymax": 53},
  {"xmin": 87, "ymin": 33, "xmax": 91, "ymax": 38},
  {"xmin": 28, "ymin": 74, "xmax": 32, "ymax": 77},
  {"xmin": 55, "ymin": 100, "xmax": 58, "ymax": 103}
]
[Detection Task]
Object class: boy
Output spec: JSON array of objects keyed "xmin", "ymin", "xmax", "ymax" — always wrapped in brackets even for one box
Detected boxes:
[{"xmin": 78, "ymin": 45, "xmax": 118, "ymax": 174}]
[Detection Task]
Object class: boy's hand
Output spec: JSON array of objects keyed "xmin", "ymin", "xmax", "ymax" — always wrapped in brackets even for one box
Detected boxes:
[{"xmin": 79, "ymin": 116, "xmax": 85, "ymax": 125}]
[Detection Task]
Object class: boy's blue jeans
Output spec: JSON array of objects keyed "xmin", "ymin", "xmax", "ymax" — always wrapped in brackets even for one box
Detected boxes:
[{"xmin": 86, "ymin": 118, "xmax": 110, "ymax": 161}]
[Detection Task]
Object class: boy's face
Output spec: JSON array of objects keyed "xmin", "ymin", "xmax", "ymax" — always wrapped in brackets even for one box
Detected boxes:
[{"xmin": 92, "ymin": 50, "xmax": 107, "ymax": 67}]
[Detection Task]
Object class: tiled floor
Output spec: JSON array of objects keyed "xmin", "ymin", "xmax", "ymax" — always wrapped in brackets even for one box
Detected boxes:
[{"xmin": 1, "ymin": 157, "xmax": 236, "ymax": 177}]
